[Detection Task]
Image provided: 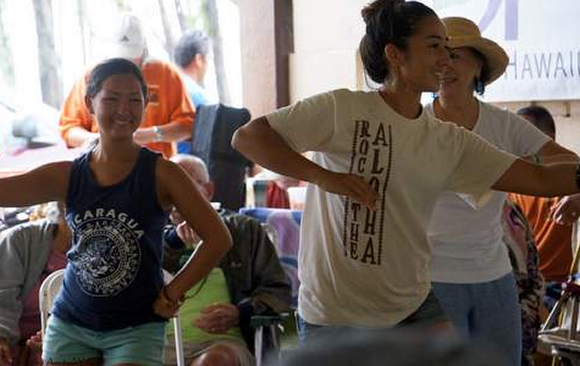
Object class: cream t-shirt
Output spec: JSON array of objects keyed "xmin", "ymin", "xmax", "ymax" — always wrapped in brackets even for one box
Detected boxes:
[{"xmin": 267, "ymin": 89, "xmax": 517, "ymax": 327}]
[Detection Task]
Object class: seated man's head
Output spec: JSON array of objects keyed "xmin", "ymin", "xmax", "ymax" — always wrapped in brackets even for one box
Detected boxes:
[
  {"xmin": 517, "ymin": 105, "xmax": 556, "ymax": 140},
  {"xmin": 169, "ymin": 154, "xmax": 214, "ymax": 224},
  {"xmin": 174, "ymin": 30, "xmax": 211, "ymax": 84}
]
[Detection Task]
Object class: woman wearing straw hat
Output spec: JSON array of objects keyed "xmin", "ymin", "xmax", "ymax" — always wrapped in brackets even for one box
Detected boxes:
[{"xmin": 426, "ymin": 17, "xmax": 577, "ymax": 365}]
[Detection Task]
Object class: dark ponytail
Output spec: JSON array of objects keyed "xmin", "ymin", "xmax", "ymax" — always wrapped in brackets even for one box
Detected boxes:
[{"xmin": 359, "ymin": 0, "xmax": 437, "ymax": 84}]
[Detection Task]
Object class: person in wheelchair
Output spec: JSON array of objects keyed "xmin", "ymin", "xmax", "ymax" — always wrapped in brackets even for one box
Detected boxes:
[
  {"xmin": 163, "ymin": 154, "xmax": 292, "ymax": 366},
  {"xmin": 0, "ymin": 203, "xmax": 70, "ymax": 366}
]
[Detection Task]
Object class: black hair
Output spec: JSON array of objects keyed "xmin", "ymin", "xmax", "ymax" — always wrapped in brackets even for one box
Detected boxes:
[
  {"xmin": 517, "ymin": 105, "xmax": 556, "ymax": 137},
  {"xmin": 359, "ymin": 0, "xmax": 438, "ymax": 84},
  {"xmin": 174, "ymin": 30, "xmax": 211, "ymax": 69},
  {"xmin": 86, "ymin": 58, "xmax": 148, "ymax": 100}
]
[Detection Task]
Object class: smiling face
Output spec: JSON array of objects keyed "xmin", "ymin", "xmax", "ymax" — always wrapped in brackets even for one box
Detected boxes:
[
  {"xmin": 393, "ymin": 16, "xmax": 450, "ymax": 93},
  {"xmin": 86, "ymin": 73, "xmax": 145, "ymax": 141},
  {"xmin": 438, "ymin": 47, "xmax": 483, "ymax": 98}
]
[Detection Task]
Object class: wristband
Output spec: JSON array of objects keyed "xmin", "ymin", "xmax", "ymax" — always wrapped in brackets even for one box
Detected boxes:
[
  {"xmin": 160, "ymin": 286, "xmax": 181, "ymax": 308},
  {"xmin": 152, "ymin": 126, "xmax": 164, "ymax": 142}
]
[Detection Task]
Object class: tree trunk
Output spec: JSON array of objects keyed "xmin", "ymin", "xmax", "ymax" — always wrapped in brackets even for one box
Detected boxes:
[
  {"xmin": 0, "ymin": 0, "xmax": 14, "ymax": 90},
  {"xmin": 174, "ymin": 0, "xmax": 188, "ymax": 32},
  {"xmin": 31, "ymin": 0, "xmax": 62, "ymax": 108},
  {"xmin": 77, "ymin": 0, "xmax": 88, "ymax": 65},
  {"xmin": 157, "ymin": 0, "xmax": 174, "ymax": 56},
  {"xmin": 204, "ymin": 0, "xmax": 231, "ymax": 105}
]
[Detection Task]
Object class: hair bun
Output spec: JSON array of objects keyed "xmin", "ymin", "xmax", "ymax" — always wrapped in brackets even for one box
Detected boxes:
[{"xmin": 361, "ymin": 0, "xmax": 404, "ymax": 24}]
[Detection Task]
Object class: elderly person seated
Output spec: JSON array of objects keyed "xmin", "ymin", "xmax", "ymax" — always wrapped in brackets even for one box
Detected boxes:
[
  {"xmin": 163, "ymin": 155, "xmax": 292, "ymax": 366},
  {"xmin": 0, "ymin": 203, "xmax": 71, "ymax": 366}
]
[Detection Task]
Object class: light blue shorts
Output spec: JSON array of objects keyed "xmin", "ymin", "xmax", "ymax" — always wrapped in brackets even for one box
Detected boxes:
[{"xmin": 43, "ymin": 316, "xmax": 165, "ymax": 366}]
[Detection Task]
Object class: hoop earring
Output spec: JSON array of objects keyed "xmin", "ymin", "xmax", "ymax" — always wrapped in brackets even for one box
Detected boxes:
[{"xmin": 475, "ymin": 78, "xmax": 485, "ymax": 95}]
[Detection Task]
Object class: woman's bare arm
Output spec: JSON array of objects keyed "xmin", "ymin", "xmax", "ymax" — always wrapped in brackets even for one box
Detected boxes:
[
  {"xmin": 232, "ymin": 117, "xmax": 378, "ymax": 208},
  {"xmin": 534, "ymin": 140, "xmax": 579, "ymax": 163},
  {"xmin": 0, "ymin": 162, "xmax": 70, "ymax": 207},
  {"xmin": 493, "ymin": 158, "xmax": 579, "ymax": 197},
  {"xmin": 154, "ymin": 160, "xmax": 232, "ymax": 308}
]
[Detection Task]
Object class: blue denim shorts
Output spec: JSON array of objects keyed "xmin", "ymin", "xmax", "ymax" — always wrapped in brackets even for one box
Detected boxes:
[
  {"xmin": 396, "ymin": 290, "xmax": 449, "ymax": 328},
  {"xmin": 297, "ymin": 290, "xmax": 448, "ymax": 341},
  {"xmin": 43, "ymin": 316, "xmax": 165, "ymax": 366}
]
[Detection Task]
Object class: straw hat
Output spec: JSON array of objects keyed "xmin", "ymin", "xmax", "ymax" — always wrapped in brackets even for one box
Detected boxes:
[{"xmin": 442, "ymin": 17, "xmax": 509, "ymax": 85}]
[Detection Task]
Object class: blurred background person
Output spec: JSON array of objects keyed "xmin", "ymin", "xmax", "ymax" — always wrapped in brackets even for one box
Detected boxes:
[
  {"xmin": 510, "ymin": 106, "xmax": 576, "ymax": 310},
  {"xmin": 0, "ymin": 203, "xmax": 70, "ymax": 366},
  {"xmin": 173, "ymin": 30, "xmax": 211, "ymax": 155},
  {"xmin": 275, "ymin": 328, "xmax": 508, "ymax": 366},
  {"xmin": 58, "ymin": 13, "xmax": 194, "ymax": 158}
]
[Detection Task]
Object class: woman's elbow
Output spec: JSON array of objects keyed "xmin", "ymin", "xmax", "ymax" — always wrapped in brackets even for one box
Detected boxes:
[
  {"xmin": 219, "ymin": 229, "xmax": 233, "ymax": 253},
  {"xmin": 231, "ymin": 126, "xmax": 246, "ymax": 152},
  {"xmin": 232, "ymin": 117, "xmax": 270, "ymax": 154}
]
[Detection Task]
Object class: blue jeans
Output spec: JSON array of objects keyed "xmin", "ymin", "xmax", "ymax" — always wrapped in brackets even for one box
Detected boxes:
[
  {"xmin": 296, "ymin": 290, "xmax": 447, "ymax": 342},
  {"xmin": 432, "ymin": 273, "xmax": 521, "ymax": 366}
]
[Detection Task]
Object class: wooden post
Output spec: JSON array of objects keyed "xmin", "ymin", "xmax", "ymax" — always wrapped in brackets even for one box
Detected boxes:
[{"xmin": 239, "ymin": 0, "xmax": 293, "ymax": 117}]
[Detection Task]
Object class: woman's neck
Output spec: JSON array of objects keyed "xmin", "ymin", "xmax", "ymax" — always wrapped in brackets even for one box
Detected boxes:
[
  {"xmin": 434, "ymin": 92, "xmax": 479, "ymax": 130},
  {"xmin": 93, "ymin": 138, "xmax": 141, "ymax": 163},
  {"xmin": 379, "ymin": 83, "xmax": 422, "ymax": 120}
]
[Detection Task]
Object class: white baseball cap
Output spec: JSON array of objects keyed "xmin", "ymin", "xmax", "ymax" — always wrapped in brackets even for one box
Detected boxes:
[{"xmin": 107, "ymin": 14, "xmax": 146, "ymax": 59}]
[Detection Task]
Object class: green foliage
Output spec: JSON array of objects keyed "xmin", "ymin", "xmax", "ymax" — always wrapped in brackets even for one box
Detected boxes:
[
  {"xmin": 113, "ymin": 0, "xmax": 132, "ymax": 11},
  {"xmin": 182, "ymin": 0, "xmax": 209, "ymax": 33}
]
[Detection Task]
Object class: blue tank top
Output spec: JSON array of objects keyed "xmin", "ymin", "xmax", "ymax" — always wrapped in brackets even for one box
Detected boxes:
[{"xmin": 53, "ymin": 147, "xmax": 169, "ymax": 331}]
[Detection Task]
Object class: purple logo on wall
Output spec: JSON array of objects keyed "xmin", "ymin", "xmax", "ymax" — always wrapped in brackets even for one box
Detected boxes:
[{"xmin": 478, "ymin": 0, "xmax": 519, "ymax": 40}]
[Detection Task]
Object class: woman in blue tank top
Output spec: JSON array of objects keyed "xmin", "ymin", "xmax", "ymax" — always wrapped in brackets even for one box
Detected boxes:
[{"xmin": 0, "ymin": 58, "xmax": 232, "ymax": 366}]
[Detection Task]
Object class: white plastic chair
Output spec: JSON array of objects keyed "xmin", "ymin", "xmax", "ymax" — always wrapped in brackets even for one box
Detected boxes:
[
  {"xmin": 38, "ymin": 269, "xmax": 185, "ymax": 366},
  {"xmin": 39, "ymin": 269, "xmax": 65, "ymax": 337}
]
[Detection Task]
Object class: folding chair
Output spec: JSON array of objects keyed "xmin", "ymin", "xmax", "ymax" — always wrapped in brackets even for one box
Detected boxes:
[
  {"xmin": 538, "ymin": 280, "xmax": 580, "ymax": 365},
  {"xmin": 239, "ymin": 207, "xmax": 302, "ymax": 364},
  {"xmin": 251, "ymin": 313, "xmax": 289, "ymax": 366},
  {"xmin": 38, "ymin": 269, "xmax": 186, "ymax": 366},
  {"xmin": 538, "ymin": 222, "xmax": 580, "ymax": 365}
]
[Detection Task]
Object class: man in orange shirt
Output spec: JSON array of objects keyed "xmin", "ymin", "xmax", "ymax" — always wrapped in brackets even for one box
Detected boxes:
[
  {"xmin": 59, "ymin": 14, "xmax": 194, "ymax": 158},
  {"xmin": 509, "ymin": 106, "xmax": 578, "ymax": 306}
]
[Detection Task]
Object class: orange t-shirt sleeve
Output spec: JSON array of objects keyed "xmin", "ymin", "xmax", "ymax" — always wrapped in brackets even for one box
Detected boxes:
[
  {"xmin": 165, "ymin": 64, "xmax": 195, "ymax": 131},
  {"xmin": 59, "ymin": 73, "xmax": 95, "ymax": 146},
  {"xmin": 141, "ymin": 62, "xmax": 194, "ymax": 158}
]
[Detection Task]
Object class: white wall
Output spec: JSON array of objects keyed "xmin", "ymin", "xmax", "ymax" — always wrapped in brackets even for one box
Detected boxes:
[
  {"xmin": 290, "ymin": 0, "xmax": 368, "ymax": 101},
  {"xmin": 290, "ymin": 0, "xmax": 580, "ymax": 153}
]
